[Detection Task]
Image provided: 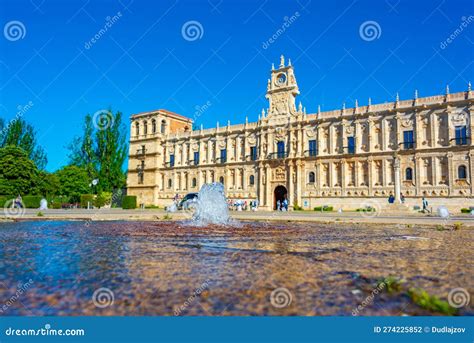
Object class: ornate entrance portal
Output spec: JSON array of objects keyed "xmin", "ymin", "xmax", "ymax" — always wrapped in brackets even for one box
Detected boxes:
[{"xmin": 274, "ymin": 185, "xmax": 288, "ymax": 210}]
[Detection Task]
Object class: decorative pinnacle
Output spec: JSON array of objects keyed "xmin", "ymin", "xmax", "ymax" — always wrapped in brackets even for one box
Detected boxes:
[
  {"xmin": 227, "ymin": 120, "xmax": 230, "ymax": 127},
  {"xmin": 271, "ymin": 63, "xmax": 275, "ymax": 70},
  {"xmin": 395, "ymin": 92, "xmax": 399, "ymax": 102},
  {"xmin": 414, "ymin": 89, "xmax": 418, "ymax": 99},
  {"xmin": 317, "ymin": 105, "xmax": 321, "ymax": 114},
  {"xmin": 298, "ymin": 101, "xmax": 303, "ymax": 112},
  {"xmin": 468, "ymin": 81, "xmax": 471, "ymax": 92},
  {"xmin": 261, "ymin": 108, "xmax": 265, "ymax": 117},
  {"xmin": 200, "ymin": 123, "xmax": 203, "ymax": 130},
  {"xmin": 368, "ymin": 97, "xmax": 372, "ymax": 106},
  {"xmin": 342, "ymin": 102, "xmax": 346, "ymax": 110},
  {"xmin": 280, "ymin": 55, "xmax": 285, "ymax": 68},
  {"xmin": 245, "ymin": 116, "xmax": 248, "ymax": 124},
  {"xmin": 446, "ymin": 84, "xmax": 450, "ymax": 95},
  {"xmin": 355, "ymin": 99, "xmax": 359, "ymax": 108},
  {"xmin": 288, "ymin": 58, "xmax": 292, "ymax": 66}
]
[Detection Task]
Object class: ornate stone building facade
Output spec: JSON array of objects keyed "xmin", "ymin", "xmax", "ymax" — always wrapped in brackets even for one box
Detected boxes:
[{"xmin": 127, "ymin": 56, "xmax": 473, "ymax": 211}]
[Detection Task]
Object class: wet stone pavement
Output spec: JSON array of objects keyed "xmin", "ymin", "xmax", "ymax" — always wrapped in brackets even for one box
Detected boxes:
[{"xmin": 0, "ymin": 220, "xmax": 472, "ymax": 316}]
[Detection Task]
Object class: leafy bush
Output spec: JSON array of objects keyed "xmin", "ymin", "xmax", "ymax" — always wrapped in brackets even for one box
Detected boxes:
[
  {"xmin": 145, "ymin": 205, "xmax": 160, "ymax": 209},
  {"xmin": 80, "ymin": 194, "xmax": 95, "ymax": 208},
  {"xmin": 0, "ymin": 195, "xmax": 14, "ymax": 208},
  {"xmin": 293, "ymin": 202, "xmax": 303, "ymax": 211},
  {"xmin": 356, "ymin": 207, "xmax": 376, "ymax": 212},
  {"xmin": 94, "ymin": 192, "xmax": 112, "ymax": 208},
  {"xmin": 122, "ymin": 195, "xmax": 137, "ymax": 209},
  {"xmin": 408, "ymin": 288, "xmax": 457, "ymax": 315},
  {"xmin": 37, "ymin": 211, "xmax": 44, "ymax": 217},
  {"xmin": 22, "ymin": 195, "xmax": 43, "ymax": 208},
  {"xmin": 48, "ymin": 196, "xmax": 70, "ymax": 209},
  {"xmin": 461, "ymin": 208, "xmax": 471, "ymax": 213},
  {"xmin": 314, "ymin": 205, "xmax": 333, "ymax": 212}
]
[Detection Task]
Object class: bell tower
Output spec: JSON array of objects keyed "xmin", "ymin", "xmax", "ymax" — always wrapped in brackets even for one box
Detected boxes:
[{"xmin": 265, "ymin": 55, "xmax": 300, "ymax": 117}]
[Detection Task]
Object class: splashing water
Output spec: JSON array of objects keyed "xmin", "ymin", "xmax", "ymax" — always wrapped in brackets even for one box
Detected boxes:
[{"xmin": 192, "ymin": 182, "xmax": 230, "ymax": 225}]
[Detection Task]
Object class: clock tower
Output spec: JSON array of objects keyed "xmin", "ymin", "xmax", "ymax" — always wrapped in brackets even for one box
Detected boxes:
[{"xmin": 265, "ymin": 55, "xmax": 300, "ymax": 118}]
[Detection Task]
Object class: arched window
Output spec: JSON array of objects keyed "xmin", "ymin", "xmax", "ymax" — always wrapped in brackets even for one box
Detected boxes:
[
  {"xmin": 309, "ymin": 171, "xmax": 315, "ymax": 183},
  {"xmin": 219, "ymin": 176, "xmax": 224, "ymax": 185},
  {"xmin": 405, "ymin": 167, "xmax": 413, "ymax": 181},
  {"xmin": 161, "ymin": 120, "xmax": 166, "ymax": 134},
  {"xmin": 135, "ymin": 122, "xmax": 140, "ymax": 136},
  {"xmin": 143, "ymin": 121, "xmax": 148, "ymax": 135},
  {"xmin": 168, "ymin": 179, "xmax": 172, "ymax": 188},
  {"xmin": 192, "ymin": 178, "xmax": 197, "ymax": 188},
  {"xmin": 458, "ymin": 165, "xmax": 467, "ymax": 179},
  {"xmin": 249, "ymin": 175, "xmax": 255, "ymax": 185},
  {"xmin": 151, "ymin": 119, "xmax": 156, "ymax": 133}
]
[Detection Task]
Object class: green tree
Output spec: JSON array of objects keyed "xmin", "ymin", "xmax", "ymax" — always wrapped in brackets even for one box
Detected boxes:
[
  {"xmin": 0, "ymin": 146, "xmax": 39, "ymax": 195},
  {"xmin": 0, "ymin": 118, "xmax": 47, "ymax": 169},
  {"xmin": 55, "ymin": 165, "xmax": 91, "ymax": 202},
  {"xmin": 68, "ymin": 109, "xmax": 127, "ymax": 193},
  {"xmin": 34, "ymin": 171, "xmax": 60, "ymax": 197},
  {"xmin": 95, "ymin": 109, "xmax": 127, "ymax": 192},
  {"xmin": 67, "ymin": 114, "xmax": 96, "ymax": 179}
]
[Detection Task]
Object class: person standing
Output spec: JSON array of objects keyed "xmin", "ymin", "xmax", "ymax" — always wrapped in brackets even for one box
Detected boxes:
[{"xmin": 422, "ymin": 197, "xmax": 429, "ymax": 213}]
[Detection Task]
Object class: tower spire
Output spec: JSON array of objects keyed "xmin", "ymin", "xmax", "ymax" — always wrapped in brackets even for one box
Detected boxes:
[{"xmin": 280, "ymin": 55, "xmax": 285, "ymax": 68}]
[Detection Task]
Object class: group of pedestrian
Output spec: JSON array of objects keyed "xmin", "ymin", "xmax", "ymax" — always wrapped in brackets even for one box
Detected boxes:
[
  {"xmin": 388, "ymin": 193, "xmax": 431, "ymax": 213},
  {"xmin": 276, "ymin": 197, "xmax": 289, "ymax": 211}
]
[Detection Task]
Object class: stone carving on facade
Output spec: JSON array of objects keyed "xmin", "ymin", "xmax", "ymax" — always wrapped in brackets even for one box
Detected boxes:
[{"xmin": 273, "ymin": 167, "xmax": 286, "ymax": 181}]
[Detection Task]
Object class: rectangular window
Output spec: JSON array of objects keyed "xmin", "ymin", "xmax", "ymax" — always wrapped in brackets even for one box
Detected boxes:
[
  {"xmin": 403, "ymin": 130, "xmax": 414, "ymax": 149},
  {"xmin": 193, "ymin": 151, "xmax": 199, "ymax": 165},
  {"xmin": 250, "ymin": 146, "xmax": 257, "ymax": 161},
  {"xmin": 169, "ymin": 154, "xmax": 175, "ymax": 167},
  {"xmin": 277, "ymin": 141, "xmax": 285, "ymax": 158},
  {"xmin": 347, "ymin": 137, "xmax": 355, "ymax": 154},
  {"xmin": 455, "ymin": 125, "xmax": 467, "ymax": 145},
  {"xmin": 309, "ymin": 140, "xmax": 317, "ymax": 156},
  {"xmin": 220, "ymin": 149, "xmax": 227, "ymax": 163}
]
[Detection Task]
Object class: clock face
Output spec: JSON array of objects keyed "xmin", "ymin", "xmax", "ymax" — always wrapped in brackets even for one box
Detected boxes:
[{"xmin": 276, "ymin": 73, "xmax": 287, "ymax": 86}]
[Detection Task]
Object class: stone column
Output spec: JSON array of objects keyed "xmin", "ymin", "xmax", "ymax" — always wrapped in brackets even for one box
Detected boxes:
[
  {"xmin": 430, "ymin": 112, "xmax": 438, "ymax": 148},
  {"xmin": 382, "ymin": 159, "xmax": 387, "ymax": 187},
  {"xmin": 265, "ymin": 164, "xmax": 271, "ymax": 209},
  {"xmin": 354, "ymin": 160, "xmax": 360, "ymax": 188},
  {"xmin": 354, "ymin": 121, "xmax": 361, "ymax": 154},
  {"xmin": 288, "ymin": 161, "xmax": 294, "ymax": 207},
  {"xmin": 368, "ymin": 158, "xmax": 373, "ymax": 195},
  {"xmin": 447, "ymin": 152, "xmax": 454, "ymax": 196},
  {"xmin": 415, "ymin": 155, "xmax": 422, "ymax": 196},
  {"xmin": 341, "ymin": 160, "xmax": 346, "ymax": 195},
  {"xmin": 258, "ymin": 163, "xmax": 264, "ymax": 205},
  {"xmin": 296, "ymin": 161, "xmax": 302, "ymax": 206},
  {"xmin": 394, "ymin": 157, "xmax": 401, "ymax": 203},
  {"xmin": 431, "ymin": 156, "xmax": 438, "ymax": 187},
  {"xmin": 380, "ymin": 119, "xmax": 386, "ymax": 151}
]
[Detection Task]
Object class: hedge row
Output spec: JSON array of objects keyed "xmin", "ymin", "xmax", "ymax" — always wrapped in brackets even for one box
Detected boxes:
[
  {"xmin": 314, "ymin": 206, "xmax": 333, "ymax": 212},
  {"xmin": 122, "ymin": 196, "xmax": 137, "ymax": 209}
]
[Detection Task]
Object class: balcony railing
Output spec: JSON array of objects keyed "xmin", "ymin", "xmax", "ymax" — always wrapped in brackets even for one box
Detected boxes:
[
  {"xmin": 399, "ymin": 141, "xmax": 415, "ymax": 150},
  {"xmin": 304, "ymin": 149, "xmax": 318, "ymax": 157},
  {"xmin": 450, "ymin": 137, "xmax": 471, "ymax": 146},
  {"xmin": 267, "ymin": 151, "xmax": 288, "ymax": 159}
]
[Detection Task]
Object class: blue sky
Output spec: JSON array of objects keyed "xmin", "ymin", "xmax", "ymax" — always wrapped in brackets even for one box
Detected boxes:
[{"xmin": 0, "ymin": 0, "xmax": 473, "ymax": 171}]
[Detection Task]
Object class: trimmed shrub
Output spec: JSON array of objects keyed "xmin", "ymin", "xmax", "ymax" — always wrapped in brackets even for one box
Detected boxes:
[
  {"xmin": 293, "ymin": 202, "xmax": 303, "ymax": 211},
  {"xmin": 122, "ymin": 195, "xmax": 137, "ymax": 209},
  {"xmin": 94, "ymin": 192, "xmax": 112, "ymax": 208},
  {"xmin": 80, "ymin": 194, "xmax": 95, "ymax": 208},
  {"xmin": 0, "ymin": 195, "xmax": 14, "ymax": 208},
  {"xmin": 23, "ymin": 195, "xmax": 43, "ymax": 208},
  {"xmin": 48, "ymin": 196, "xmax": 70, "ymax": 209},
  {"xmin": 314, "ymin": 205, "xmax": 333, "ymax": 212},
  {"xmin": 461, "ymin": 208, "xmax": 470, "ymax": 213}
]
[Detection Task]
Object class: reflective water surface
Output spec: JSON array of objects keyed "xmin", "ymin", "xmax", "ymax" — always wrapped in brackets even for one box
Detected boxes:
[{"xmin": 0, "ymin": 220, "xmax": 472, "ymax": 316}]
